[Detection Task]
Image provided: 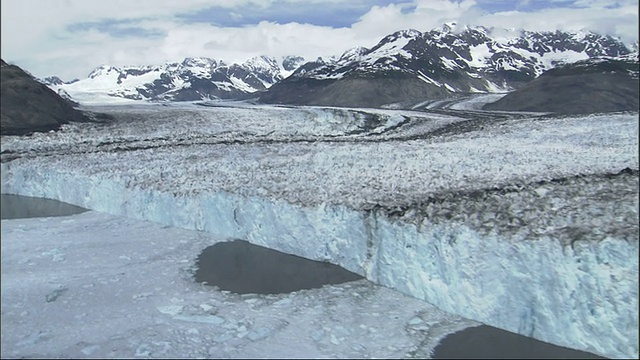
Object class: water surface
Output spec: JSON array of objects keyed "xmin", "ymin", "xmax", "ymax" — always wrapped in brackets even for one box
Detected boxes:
[
  {"xmin": 195, "ymin": 239, "xmax": 363, "ymax": 294},
  {"xmin": 432, "ymin": 325, "xmax": 606, "ymax": 359},
  {"xmin": 1, "ymin": 194, "xmax": 88, "ymax": 219}
]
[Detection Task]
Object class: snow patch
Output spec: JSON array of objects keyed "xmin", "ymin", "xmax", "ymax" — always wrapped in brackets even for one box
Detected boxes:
[
  {"xmin": 484, "ymin": 80, "xmax": 508, "ymax": 92},
  {"xmin": 444, "ymin": 83, "xmax": 457, "ymax": 92},
  {"xmin": 416, "ymin": 71, "xmax": 442, "ymax": 86},
  {"xmin": 467, "ymin": 43, "xmax": 492, "ymax": 68}
]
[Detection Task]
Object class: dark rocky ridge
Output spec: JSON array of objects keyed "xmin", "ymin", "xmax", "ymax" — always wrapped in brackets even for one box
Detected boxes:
[
  {"xmin": 1, "ymin": 59, "xmax": 88, "ymax": 135},
  {"xmin": 261, "ymin": 76, "xmax": 452, "ymax": 108},
  {"xmin": 483, "ymin": 54, "xmax": 640, "ymax": 113}
]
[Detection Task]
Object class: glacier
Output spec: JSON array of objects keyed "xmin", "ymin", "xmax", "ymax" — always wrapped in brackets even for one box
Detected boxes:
[{"xmin": 1, "ymin": 103, "xmax": 638, "ymax": 358}]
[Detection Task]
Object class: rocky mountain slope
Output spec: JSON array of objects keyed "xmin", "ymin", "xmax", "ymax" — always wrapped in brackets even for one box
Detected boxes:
[
  {"xmin": 44, "ymin": 56, "xmax": 306, "ymax": 103},
  {"xmin": 260, "ymin": 24, "xmax": 631, "ymax": 108},
  {"xmin": 482, "ymin": 53, "xmax": 639, "ymax": 113},
  {"xmin": 1, "ymin": 60, "xmax": 88, "ymax": 135}
]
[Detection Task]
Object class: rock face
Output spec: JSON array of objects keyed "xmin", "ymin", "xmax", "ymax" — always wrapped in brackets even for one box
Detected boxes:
[
  {"xmin": 260, "ymin": 25, "xmax": 631, "ymax": 108},
  {"xmin": 482, "ymin": 53, "xmax": 639, "ymax": 114},
  {"xmin": 1, "ymin": 60, "xmax": 88, "ymax": 136}
]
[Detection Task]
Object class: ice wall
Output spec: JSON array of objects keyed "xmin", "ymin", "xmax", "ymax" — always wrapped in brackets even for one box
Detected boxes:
[{"xmin": 2, "ymin": 163, "xmax": 637, "ymax": 358}]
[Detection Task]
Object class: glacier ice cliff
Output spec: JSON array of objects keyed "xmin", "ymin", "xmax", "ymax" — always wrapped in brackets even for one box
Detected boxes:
[
  {"xmin": 1, "ymin": 162, "xmax": 637, "ymax": 359},
  {"xmin": 1, "ymin": 105, "xmax": 637, "ymax": 358}
]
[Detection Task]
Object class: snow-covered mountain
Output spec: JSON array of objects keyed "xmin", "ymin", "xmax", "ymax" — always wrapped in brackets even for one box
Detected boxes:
[
  {"xmin": 44, "ymin": 24, "xmax": 632, "ymax": 107},
  {"xmin": 260, "ymin": 24, "xmax": 632, "ymax": 107},
  {"xmin": 45, "ymin": 55, "xmax": 305, "ymax": 104}
]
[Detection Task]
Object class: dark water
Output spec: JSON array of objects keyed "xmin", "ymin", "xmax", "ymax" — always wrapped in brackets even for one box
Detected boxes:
[
  {"xmin": 1, "ymin": 194, "xmax": 88, "ymax": 219},
  {"xmin": 433, "ymin": 325, "xmax": 606, "ymax": 359},
  {"xmin": 195, "ymin": 239, "xmax": 363, "ymax": 295}
]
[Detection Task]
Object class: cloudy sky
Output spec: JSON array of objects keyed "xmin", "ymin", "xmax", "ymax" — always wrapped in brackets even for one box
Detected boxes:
[{"xmin": 1, "ymin": 0, "xmax": 638, "ymax": 80}]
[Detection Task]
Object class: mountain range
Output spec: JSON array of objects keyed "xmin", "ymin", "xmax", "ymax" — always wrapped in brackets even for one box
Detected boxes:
[
  {"xmin": 43, "ymin": 24, "xmax": 634, "ymax": 108},
  {"xmin": 43, "ymin": 55, "xmax": 306, "ymax": 103},
  {"xmin": 260, "ymin": 24, "xmax": 632, "ymax": 107}
]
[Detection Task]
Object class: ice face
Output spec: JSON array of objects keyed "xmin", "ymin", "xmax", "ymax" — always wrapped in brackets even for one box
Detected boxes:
[{"xmin": 1, "ymin": 102, "xmax": 637, "ymax": 358}]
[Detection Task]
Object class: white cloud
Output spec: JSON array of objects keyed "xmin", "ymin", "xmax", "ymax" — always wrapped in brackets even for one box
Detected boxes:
[
  {"xmin": 475, "ymin": 5, "xmax": 638, "ymax": 41},
  {"xmin": 199, "ymin": 22, "xmax": 356, "ymax": 63},
  {"xmin": 1, "ymin": 0, "xmax": 637, "ymax": 80}
]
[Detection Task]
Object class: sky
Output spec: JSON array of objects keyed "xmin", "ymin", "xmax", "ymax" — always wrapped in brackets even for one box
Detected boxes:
[{"xmin": 1, "ymin": 0, "xmax": 638, "ymax": 80}]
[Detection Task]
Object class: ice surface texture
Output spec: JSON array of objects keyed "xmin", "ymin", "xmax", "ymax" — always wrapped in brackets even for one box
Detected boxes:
[
  {"xmin": 3, "ymin": 211, "xmax": 474, "ymax": 358},
  {"xmin": 2, "ymin": 103, "xmax": 638, "ymax": 358}
]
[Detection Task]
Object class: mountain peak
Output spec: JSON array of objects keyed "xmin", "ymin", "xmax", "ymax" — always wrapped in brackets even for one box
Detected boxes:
[
  {"xmin": 243, "ymin": 55, "xmax": 279, "ymax": 72},
  {"xmin": 367, "ymin": 29, "xmax": 422, "ymax": 57},
  {"xmin": 88, "ymin": 65, "xmax": 120, "ymax": 79},
  {"xmin": 282, "ymin": 55, "xmax": 306, "ymax": 71},
  {"xmin": 42, "ymin": 76, "xmax": 66, "ymax": 86},
  {"xmin": 391, "ymin": 29, "xmax": 422, "ymax": 39},
  {"xmin": 339, "ymin": 46, "xmax": 369, "ymax": 62},
  {"xmin": 181, "ymin": 57, "xmax": 217, "ymax": 68}
]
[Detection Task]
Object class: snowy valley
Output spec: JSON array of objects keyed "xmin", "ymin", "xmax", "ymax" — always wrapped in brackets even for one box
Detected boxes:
[{"xmin": 2, "ymin": 98, "xmax": 638, "ymax": 358}]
